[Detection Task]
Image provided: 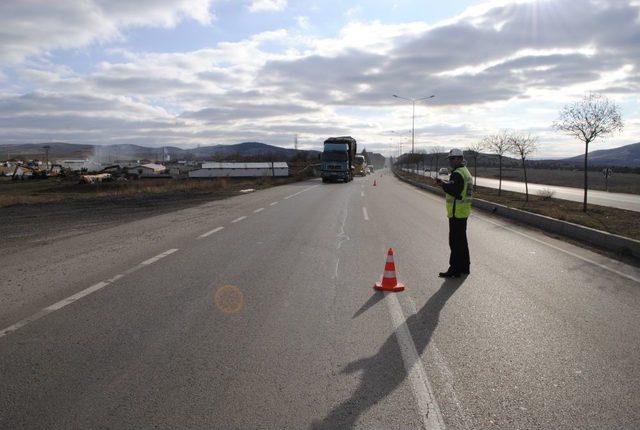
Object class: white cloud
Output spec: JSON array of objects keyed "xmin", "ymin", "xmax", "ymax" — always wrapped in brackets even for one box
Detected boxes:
[
  {"xmin": 295, "ymin": 16, "xmax": 311, "ymax": 29},
  {"xmin": 0, "ymin": 0, "xmax": 215, "ymax": 63},
  {"xmin": 247, "ymin": 0, "xmax": 287, "ymax": 13},
  {"xmin": 1, "ymin": 0, "xmax": 639, "ymax": 156}
]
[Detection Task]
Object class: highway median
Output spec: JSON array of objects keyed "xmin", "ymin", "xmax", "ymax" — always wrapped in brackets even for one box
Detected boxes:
[{"xmin": 394, "ymin": 168, "xmax": 640, "ymax": 261}]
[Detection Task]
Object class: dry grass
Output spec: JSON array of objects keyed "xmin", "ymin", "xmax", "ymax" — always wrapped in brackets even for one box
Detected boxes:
[
  {"xmin": 0, "ymin": 175, "xmax": 298, "ymax": 208},
  {"xmin": 398, "ymin": 170, "xmax": 640, "ymax": 240}
]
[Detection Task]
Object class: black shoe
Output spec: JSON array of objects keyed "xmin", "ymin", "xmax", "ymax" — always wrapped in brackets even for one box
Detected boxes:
[{"xmin": 438, "ymin": 271, "xmax": 461, "ymax": 278}]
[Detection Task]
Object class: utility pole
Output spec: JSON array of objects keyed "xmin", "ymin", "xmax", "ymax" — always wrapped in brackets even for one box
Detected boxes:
[
  {"xmin": 42, "ymin": 145, "xmax": 50, "ymax": 170},
  {"xmin": 294, "ymin": 134, "xmax": 298, "ymax": 151}
]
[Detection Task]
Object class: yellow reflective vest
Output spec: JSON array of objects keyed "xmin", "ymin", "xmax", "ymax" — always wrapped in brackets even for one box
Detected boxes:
[{"xmin": 445, "ymin": 166, "xmax": 473, "ymax": 218}]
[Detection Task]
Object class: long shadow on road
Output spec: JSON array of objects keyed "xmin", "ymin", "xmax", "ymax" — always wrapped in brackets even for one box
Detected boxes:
[{"xmin": 312, "ymin": 278, "xmax": 465, "ymax": 429}]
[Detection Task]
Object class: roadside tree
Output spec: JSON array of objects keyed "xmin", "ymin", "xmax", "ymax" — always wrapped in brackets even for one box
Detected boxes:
[
  {"xmin": 483, "ymin": 131, "xmax": 511, "ymax": 196},
  {"xmin": 465, "ymin": 141, "xmax": 485, "ymax": 191},
  {"xmin": 431, "ymin": 145, "xmax": 445, "ymax": 176},
  {"xmin": 553, "ymin": 93, "xmax": 623, "ymax": 212},
  {"xmin": 508, "ymin": 132, "xmax": 537, "ymax": 202}
]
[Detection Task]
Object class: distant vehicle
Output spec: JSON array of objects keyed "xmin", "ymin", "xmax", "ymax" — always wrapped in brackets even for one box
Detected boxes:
[
  {"xmin": 367, "ymin": 165, "xmax": 375, "ymax": 174},
  {"xmin": 438, "ymin": 167, "xmax": 450, "ymax": 176},
  {"xmin": 321, "ymin": 136, "xmax": 357, "ymax": 183},
  {"xmin": 354, "ymin": 155, "xmax": 367, "ymax": 176}
]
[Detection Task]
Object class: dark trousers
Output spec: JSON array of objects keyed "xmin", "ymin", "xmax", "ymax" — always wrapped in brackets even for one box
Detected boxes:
[{"xmin": 448, "ymin": 217, "xmax": 470, "ymax": 273}]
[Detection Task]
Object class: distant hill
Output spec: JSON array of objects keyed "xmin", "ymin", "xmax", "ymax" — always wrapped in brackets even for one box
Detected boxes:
[
  {"xmin": 0, "ymin": 141, "xmax": 320, "ymax": 162},
  {"xmin": 554, "ymin": 142, "xmax": 640, "ymax": 167},
  {"xmin": 395, "ymin": 142, "xmax": 640, "ymax": 169}
]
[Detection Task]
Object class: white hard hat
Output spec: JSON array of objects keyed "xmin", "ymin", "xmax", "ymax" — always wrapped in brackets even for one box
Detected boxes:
[{"xmin": 448, "ymin": 148, "xmax": 464, "ymax": 157}]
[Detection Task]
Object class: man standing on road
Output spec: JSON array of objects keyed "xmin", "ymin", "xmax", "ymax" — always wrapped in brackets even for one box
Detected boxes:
[{"xmin": 436, "ymin": 148, "xmax": 473, "ymax": 278}]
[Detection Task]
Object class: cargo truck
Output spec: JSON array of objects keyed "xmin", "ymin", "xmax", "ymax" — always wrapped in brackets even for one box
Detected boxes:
[
  {"xmin": 321, "ymin": 136, "xmax": 357, "ymax": 183},
  {"xmin": 354, "ymin": 155, "xmax": 366, "ymax": 176}
]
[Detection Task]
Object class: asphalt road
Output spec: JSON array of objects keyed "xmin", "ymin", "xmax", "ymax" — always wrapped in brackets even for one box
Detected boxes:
[
  {"xmin": 2, "ymin": 171, "xmax": 640, "ymax": 429},
  {"xmin": 406, "ymin": 168, "xmax": 640, "ymax": 212}
]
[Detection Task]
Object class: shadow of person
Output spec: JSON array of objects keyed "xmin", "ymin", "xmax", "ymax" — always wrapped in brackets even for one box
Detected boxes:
[{"xmin": 311, "ymin": 278, "xmax": 465, "ymax": 429}]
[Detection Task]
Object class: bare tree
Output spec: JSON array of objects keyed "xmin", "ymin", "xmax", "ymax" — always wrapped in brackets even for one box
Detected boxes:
[
  {"xmin": 465, "ymin": 141, "xmax": 485, "ymax": 191},
  {"xmin": 508, "ymin": 132, "xmax": 537, "ymax": 202},
  {"xmin": 553, "ymin": 93, "xmax": 623, "ymax": 212},
  {"xmin": 431, "ymin": 145, "xmax": 445, "ymax": 177},
  {"xmin": 483, "ymin": 131, "xmax": 511, "ymax": 196}
]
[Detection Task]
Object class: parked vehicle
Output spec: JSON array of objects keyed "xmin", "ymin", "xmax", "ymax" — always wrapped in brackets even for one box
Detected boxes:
[{"xmin": 438, "ymin": 167, "xmax": 450, "ymax": 176}]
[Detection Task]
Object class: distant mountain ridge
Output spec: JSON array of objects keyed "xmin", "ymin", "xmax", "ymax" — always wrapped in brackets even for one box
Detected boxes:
[
  {"xmin": 397, "ymin": 142, "xmax": 640, "ymax": 169},
  {"xmin": 0, "ymin": 141, "xmax": 320, "ymax": 162},
  {"xmin": 553, "ymin": 142, "xmax": 640, "ymax": 167}
]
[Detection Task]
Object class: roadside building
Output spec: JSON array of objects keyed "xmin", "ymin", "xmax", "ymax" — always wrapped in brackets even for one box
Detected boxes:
[
  {"xmin": 189, "ymin": 162, "xmax": 289, "ymax": 178},
  {"xmin": 130, "ymin": 163, "xmax": 168, "ymax": 177},
  {"xmin": 60, "ymin": 159, "xmax": 102, "ymax": 172}
]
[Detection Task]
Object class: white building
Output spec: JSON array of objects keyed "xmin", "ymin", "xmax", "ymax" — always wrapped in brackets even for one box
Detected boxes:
[
  {"xmin": 189, "ymin": 162, "xmax": 289, "ymax": 178},
  {"xmin": 60, "ymin": 159, "xmax": 102, "ymax": 172},
  {"xmin": 130, "ymin": 163, "xmax": 167, "ymax": 177}
]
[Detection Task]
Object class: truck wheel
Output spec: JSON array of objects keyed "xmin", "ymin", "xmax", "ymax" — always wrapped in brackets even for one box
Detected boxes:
[{"xmin": 322, "ymin": 178, "xmax": 328, "ymax": 183}]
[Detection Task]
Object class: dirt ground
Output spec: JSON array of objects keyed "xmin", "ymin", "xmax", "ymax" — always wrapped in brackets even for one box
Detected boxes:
[{"xmin": 397, "ymin": 170, "xmax": 640, "ymax": 241}]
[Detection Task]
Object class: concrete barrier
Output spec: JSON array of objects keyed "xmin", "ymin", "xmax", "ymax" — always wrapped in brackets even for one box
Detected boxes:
[{"xmin": 394, "ymin": 169, "xmax": 640, "ymax": 260}]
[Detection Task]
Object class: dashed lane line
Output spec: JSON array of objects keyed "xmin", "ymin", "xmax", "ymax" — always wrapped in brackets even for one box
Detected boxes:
[
  {"xmin": 231, "ymin": 216, "xmax": 247, "ymax": 223},
  {"xmin": 254, "ymin": 207, "xmax": 265, "ymax": 213},
  {"xmin": 140, "ymin": 248, "xmax": 179, "ymax": 265},
  {"xmin": 198, "ymin": 226, "xmax": 224, "ymax": 239},
  {"xmin": 0, "ymin": 248, "xmax": 180, "ymax": 339},
  {"xmin": 362, "ymin": 206, "xmax": 369, "ymax": 221},
  {"xmin": 284, "ymin": 184, "xmax": 320, "ymax": 199}
]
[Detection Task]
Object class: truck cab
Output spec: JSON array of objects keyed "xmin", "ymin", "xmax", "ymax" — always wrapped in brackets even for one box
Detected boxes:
[
  {"xmin": 321, "ymin": 136, "xmax": 357, "ymax": 183},
  {"xmin": 354, "ymin": 155, "xmax": 366, "ymax": 176}
]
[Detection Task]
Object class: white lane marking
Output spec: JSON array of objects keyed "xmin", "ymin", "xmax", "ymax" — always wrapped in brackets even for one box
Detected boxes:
[
  {"xmin": 362, "ymin": 206, "xmax": 369, "ymax": 221},
  {"xmin": 270, "ymin": 201, "xmax": 279, "ymax": 206},
  {"xmin": 0, "ymin": 248, "xmax": 180, "ymax": 339},
  {"xmin": 254, "ymin": 207, "xmax": 265, "ymax": 213},
  {"xmin": 198, "ymin": 226, "xmax": 224, "ymax": 238},
  {"xmin": 404, "ymin": 182, "xmax": 640, "ymax": 284},
  {"xmin": 107, "ymin": 274, "xmax": 125, "ymax": 283},
  {"xmin": 140, "ymin": 248, "xmax": 179, "ymax": 265},
  {"xmin": 403, "ymin": 296, "xmax": 470, "ymax": 429},
  {"xmin": 361, "ymin": 191, "xmax": 365, "ymax": 197},
  {"xmin": 386, "ymin": 293, "xmax": 445, "ymax": 430},
  {"xmin": 285, "ymin": 184, "xmax": 320, "ymax": 199},
  {"xmin": 231, "ymin": 216, "xmax": 247, "ymax": 223},
  {"xmin": 477, "ymin": 216, "xmax": 640, "ymax": 284}
]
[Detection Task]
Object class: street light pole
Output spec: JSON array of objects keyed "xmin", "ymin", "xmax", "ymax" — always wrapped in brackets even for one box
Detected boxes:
[
  {"xmin": 412, "ymin": 102, "xmax": 415, "ymax": 155},
  {"xmin": 393, "ymin": 94, "xmax": 435, "ymax": 154}
]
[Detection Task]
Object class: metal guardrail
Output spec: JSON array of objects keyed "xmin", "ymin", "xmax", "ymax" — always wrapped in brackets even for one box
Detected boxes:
[{"xmin": 393, "ymin": 168, "xmax": 640, "ymax": 260}]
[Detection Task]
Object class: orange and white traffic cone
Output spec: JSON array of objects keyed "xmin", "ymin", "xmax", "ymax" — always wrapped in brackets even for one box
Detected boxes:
[
  {"xmin": 374, "ymin": 248, "xmax": 405, "ymax": 292},
  {"xmin": 373, "ymin": 179, "xmax": 377, "ymax": 186}
]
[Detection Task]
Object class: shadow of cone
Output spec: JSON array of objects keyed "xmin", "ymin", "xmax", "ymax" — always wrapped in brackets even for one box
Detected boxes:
[{"xmin": 374, "ymin": 248, "xmax": 405, "ymax": 292}]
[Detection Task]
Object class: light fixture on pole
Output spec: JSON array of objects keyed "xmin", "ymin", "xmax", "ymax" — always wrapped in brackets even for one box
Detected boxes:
[{"xmin": 392, "ymin": 94, "xmax": 435, "ymax": 154}]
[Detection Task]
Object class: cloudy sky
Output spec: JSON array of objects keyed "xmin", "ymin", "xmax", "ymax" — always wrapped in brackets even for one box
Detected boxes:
[{"xmin": 1, "ymin": 0, "xmax": 638, "ymax": 157}]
